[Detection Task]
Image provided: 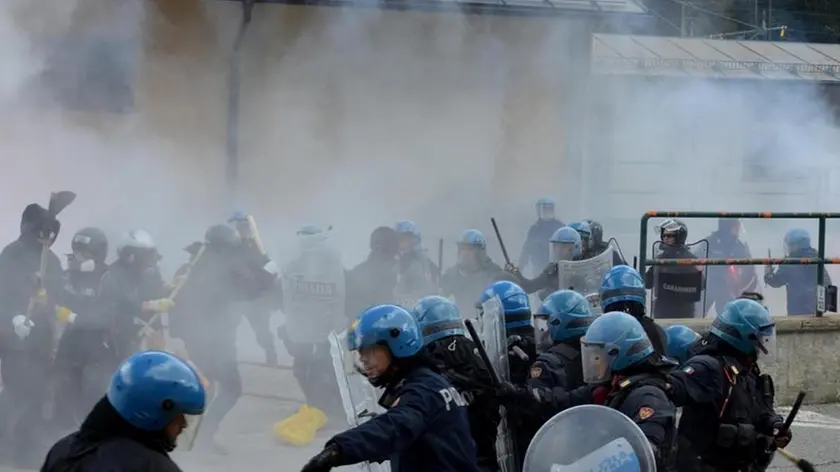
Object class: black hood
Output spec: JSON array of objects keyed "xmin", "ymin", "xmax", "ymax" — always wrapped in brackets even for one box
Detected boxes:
[{"xmin": 80, "ymin": 397, "xmax": 175, "ymax": 454}]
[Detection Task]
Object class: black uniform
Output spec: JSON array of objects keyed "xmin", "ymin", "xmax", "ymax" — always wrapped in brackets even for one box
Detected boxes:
[
  {"xmin": 645, "ymin": 244, "xmax": 704, "ymax": 319},
  {"xmin": 54, "ymin": 260, "xmax": 111, "ymax": 429},
  {"xmin": 169, "ymin": 241, "xmax": 274, "ymax": 448},
  {"xmin": 425, "ymin": 335, "xmax": 500, "ymax": 472},
  {"xmin": 0, "ymin": 232, "xmax": 65, "ymax": 468},
  {"xmin": 506, "ymin": 327, "xmax": 538, "ymax": 387},
  {"xmin": 667, "ymin": 338, "xmax": 784, "ymax": 471},
  {"xmin": 513, "ymin": 262, "xmax": 559, "ymax": 300},
  {"xmin": 41, "ymin": 397, "xmax": 182, "ymax": 472},
  {"xmin": 765, "ymin": 246, "xmax": 832, "ymax": 316},
  {"xmin": 517, "ymin": 341, "xmax": 587, "ymax": 463},
  {"xmin": 97, "ymin": 260, "xmax": 169, "ymax": 359},
  {"xmin": 704, "ymin": 230, "xmax": 757, "ymax": 316},
  {"xmin": 345, "ymin": 252, "xmax": 398, "ymax": 317},
  {"xmin": 603, "ymin": 366, "xmax": 678, "ymax": 472},
  {"xmin": 326, "ymin": 365, "xmax": 481, "ymax": 472}
]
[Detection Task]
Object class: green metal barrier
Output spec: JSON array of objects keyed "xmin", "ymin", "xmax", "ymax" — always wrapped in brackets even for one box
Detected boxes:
[{"xmin": 639, "ymin": 211, "xmax": 840, "ymax": 317}]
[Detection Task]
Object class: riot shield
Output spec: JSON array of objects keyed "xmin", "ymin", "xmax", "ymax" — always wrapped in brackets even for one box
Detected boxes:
[
  {"xmin": 281, "ymin": 230, "xmax": 346, "ymax": 344},
  {"xmin": 480, "ymin": 295, "xmax": 518, "ymax": 472},
  {"xmin": 651, "ymin": 240, "xmax": 709, "ymax": 318},
  {"xmin": 558, "ymin": 247, "xmax": 615, "ymax": 309},
  {"xmin": 524, "ymin": 405, "xmax": 656, "ymax": 472},
  {"xmin": 328, "ymin": 330, "xmax": 390, "ymax": 472}
]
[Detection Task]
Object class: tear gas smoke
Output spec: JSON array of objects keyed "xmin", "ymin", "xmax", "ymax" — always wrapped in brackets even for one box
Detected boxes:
[{"xmin": 4, "ymin": 0, "xmax": 840, "ymax": 468}]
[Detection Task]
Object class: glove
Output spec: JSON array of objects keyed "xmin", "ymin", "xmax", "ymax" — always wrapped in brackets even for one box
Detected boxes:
[
  {"xmin": 12, "ymin": 315, "xmax": 33, "ymax": 340},
  {"xmin": 301, "ymin": 443, "xmax": 341, "ymax": 472},
  {"xmin": 495, "ymin": 381, "xmax": 533, "ymax": 405},
  {"xmin": 772, "ymin": 421, "xmax": 792, "ymax": 449},
  {"xmin": 56, "ymin": 306, "xmax": 78, "ymax": 324},
  {"xmin": 142, "ymin": 298, "xmax": 175, "ymax": 313},
  {"xmin": 592, "ymin": 384, "xmax": 611, "ymax": 405}
]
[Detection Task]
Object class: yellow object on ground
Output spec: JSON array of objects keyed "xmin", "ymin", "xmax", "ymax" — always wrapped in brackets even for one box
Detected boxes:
[{"xmin": 272, "ymin": 405, "xmax": 328, "ymax": 446}]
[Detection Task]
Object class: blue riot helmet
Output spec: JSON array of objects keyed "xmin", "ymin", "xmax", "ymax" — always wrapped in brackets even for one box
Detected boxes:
[
  {"xmin": 477, "ymin": 280, "xmax": 532, "ymax": 330},
  {"xmin": 107, "ymin": 351, "xmax": 206, "ymax": 450},
  {"xmin": 783, "ymin": 228, "xmax": 811, "ymax": 255},
  {"xmin": 709, "ymin": 299, "xmax": 776, "ymax": 362},
  {"xmin": 534, "ymin": 290, "xmax": 594, "ymax": 348},
  {"xmin": 457, "ymin": 229, "xmax": 486, "ymax": 268},
  {"xmin": 297, "ymin": 225, "xmax": 323, "ymax": 236},
  {"xmin": 297, "ymin": 225, "xmax": 328, "ymax": 253},
  {"xmin": 348, "ymin": 304, "xmax": 423, "ymax": 385},
  {"xmin": 412, "ymin": 296, "xmax": 466, "ymax": 345},
  {"xmin": 394, "ymin": 219, "xmax": 421, "ymax": 253},
  {"xmin": 228, "ymin": 210, "xmax": 248, "ymax": 223},
  {"xmin": 599, "ymin": 265, "xmax": 647, "ymax": 315},
  {"xmin": 549, "ymin": 227, "xmax": 581, "ymax": 262},
  {"xmin": 580, "ymin": 312, "xmax": 654, "ymax": 384},
  {"xmin": 536, "ymin": 197, "xmax": 555, "ymax": 220},
  {"xmin": 665, "ymin": 325, "xmax": 700, "ymax": 364}
]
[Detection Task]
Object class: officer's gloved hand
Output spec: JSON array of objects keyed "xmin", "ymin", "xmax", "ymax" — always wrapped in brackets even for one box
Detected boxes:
[
  {"xmin": 12, "ymin": 315, "xmax": 33, "ymax": 340},
  {"xmin": 503, "ymin": 262, "xmax": 521, "ymax": 277},
  {"xmin": 301, "ymin": 442, "xmax": 341, "ymax": 472},
  {"xmin": 507, "ymin": 335, "xmax": 531, "ymax": 361},
  {"xmin": 495, "ymin": 381, "xmax": 532, "ymax": 405},
  {"xmin": 544, "ymin": 262, "xmax": 558, "ymax": 276},
  {"xmin": 772, "ymin": 420, "xmax": 793, "ymax": 449}
]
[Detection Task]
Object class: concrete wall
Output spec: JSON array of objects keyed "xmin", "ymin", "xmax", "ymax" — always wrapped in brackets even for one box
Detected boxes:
[{"xmin": 659, "ymin": 316, "xmax": 840, "ymax": 405}]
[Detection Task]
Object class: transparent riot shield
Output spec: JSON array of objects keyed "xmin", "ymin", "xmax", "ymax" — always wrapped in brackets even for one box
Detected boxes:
[
  {"xmin": 524, "ymin": 405, "xmax": 656, "ymax": 472},
  {"xmin": 394, "ymin": 253, "xmax": 438, "ymax": 308},
  {"xmin": 281, "ymin": 231, "xmax": 346, "ymax": 344},
  {"xmin": 480, "ymin": 295, "xmax": 518, "ymax": 472},
  {"xmin": 328, "ymin": 330, "xmax": 390, "ymax": 472},
  {"xmin": 558, "ymin": 247, "xmax": 615, "ymax": 299},
  {"xmin": 651, "ymin": 240, "xmax": 709, "ymax": 318}
]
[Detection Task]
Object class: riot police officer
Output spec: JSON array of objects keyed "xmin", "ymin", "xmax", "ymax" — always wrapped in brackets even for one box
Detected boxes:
[
  {"xmin": 582, "ymin": 312, "xmax": 678, "ymax": 471},
  {"xmin": 42, "ymin": 350, "xmax": 206, "ymax": 471},
  {"xmin": 411, "ymin": 296, "xmax": 500, "ymax": 472},
  {"xmin": 300, "ymin": 304, "xmax": 480, "ymax": 472},
  {"xmin": 512, "ymin": 227, "xmax": 581, "ymax": 299},
  {"xmin": 476, "ymin": 280, "xmax": 536, "ymax": 386},
  {"xmin": 521, "ymin": 290, "xmax": 594, "ymax": 438},
  {"xmin": 644, "ymin": 219, "xmax": 704, "ymax": 319},
  {"xmin": 667, "ymin": 299, "xmax": 790, "ymax": 471},
  {"xmin": 664, "ymin": 325, "xmax": 700, "ymax": 365},
  {"xmin": 599, "ymin": 264, "xmax": 667, "ymax": 355}
]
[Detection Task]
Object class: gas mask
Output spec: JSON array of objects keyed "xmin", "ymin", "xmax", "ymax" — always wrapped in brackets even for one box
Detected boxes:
[{"xmin": 68, "ymin": 253, "xmax": 96, "ymax": 272}]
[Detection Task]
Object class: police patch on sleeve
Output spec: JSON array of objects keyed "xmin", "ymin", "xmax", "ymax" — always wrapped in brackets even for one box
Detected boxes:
[
  {"xmin": 638, "ymin": 407, "xmax": 654, "ymax": 421},
  {"xmin": 530, "ymin": 366, "xmax": 542, "ymax": 378},
  {"xmin": 683, "ymin": 366, "xmax": 695, "ymax": 375}
]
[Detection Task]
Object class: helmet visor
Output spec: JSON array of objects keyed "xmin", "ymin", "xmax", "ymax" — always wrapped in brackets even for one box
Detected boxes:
[
  {"xmin": 755, "ymin": 326, "xmax": 777, "ymax": 365},
  {"xmin": 550, "ymin": 242, "xmax": 576, "ymax": 262},
  {"xmin": 533, "ymin": 315, "xmax": 551, "ymax": 350},
  {"xmin": 581, "ymin": 341, "xmax": 614, "ymax": 384},
  {"xmin": 175, "ymin": 412, "xmax": 205, "ymax": 451}
]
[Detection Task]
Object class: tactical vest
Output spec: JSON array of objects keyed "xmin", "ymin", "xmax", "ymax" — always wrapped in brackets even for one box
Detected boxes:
[
  {"xmin": 538, "ymin": 343, "xmax": 585, "ymax": 389},
  {"xmin": 607, "ymin": 373, "xmax": 678, "ymax": 472},
  {"xmin": 681, "ymin": 354, "xmax": 775, "ymax": 470}
]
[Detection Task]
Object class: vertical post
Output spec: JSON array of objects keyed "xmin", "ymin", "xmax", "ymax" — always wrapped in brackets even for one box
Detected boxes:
[
  {"xmin": 225, "ymin": 0, "xmax": 254, "ymax": 207},
  {"xmin": 817, "ymin": 216, "xmax": 826, "ymax": 317},
  {"xmin": 639, "ymin": 215, "xmax": 649, "ymax": 275}
]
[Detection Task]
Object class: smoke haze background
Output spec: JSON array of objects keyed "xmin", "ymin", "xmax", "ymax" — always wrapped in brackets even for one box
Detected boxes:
[{"xmin": 3, "ymin": 0, "xmax": 840, "ymax": 468}]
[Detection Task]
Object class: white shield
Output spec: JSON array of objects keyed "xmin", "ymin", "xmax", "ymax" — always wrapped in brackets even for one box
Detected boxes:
[
  {"xmin": 557, "ymin": 247, "xmax": 615, "ymax": 298},
  {"xmin": 394, "ymin": 250, "xmax": 438, "ymax": 308},
  {"xmin": 281, "ymin": 231, "xmax": 346, "ymax": 343},
  {"xmin": 524, "ymin": 405, "xmax": 656, "ymax": 472},
  {"xmin": 480, "ymin": 295, "xmax": 517, "ymax": 472},
  {"xmin": 328, "ymin": 330, "xmax": 390, "ymax": 472}
]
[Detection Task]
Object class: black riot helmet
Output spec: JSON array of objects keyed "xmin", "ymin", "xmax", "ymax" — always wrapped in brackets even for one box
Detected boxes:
[
  {"xmin": 72, "ymin": 227, "xmax": 109, "ymax": 262},
  {"xmin": 585, "ymin": 219, "xmax": 604, "ymax": 246},
  {"xmin": 21, "ymin": 203, "xmax": 60, "ymax": 244},
  {"xmin": 658, "ymin": 218, "xmax": 688, "ymax": 246},
  {"xmin": 205, "ymin": 224, "xmax": 241, "ymax": 248}
]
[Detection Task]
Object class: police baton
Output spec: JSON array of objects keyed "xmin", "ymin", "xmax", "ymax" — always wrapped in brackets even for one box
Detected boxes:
[
  {"xmin": 463, "ymin": 319, "xmax": 501, "ymax": 387},
  {"xmin": 490, "ymin": 218, "xmax": 512, "ymax": 269},
  {"xmin": 776, "ymin": 391, "xmax": 817, "ymax": 472}
]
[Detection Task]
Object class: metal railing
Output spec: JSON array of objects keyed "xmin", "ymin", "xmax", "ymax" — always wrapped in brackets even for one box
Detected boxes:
[{"xmin": 639, "ymin": 211, "xmax": 840, "ymax": 317}]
